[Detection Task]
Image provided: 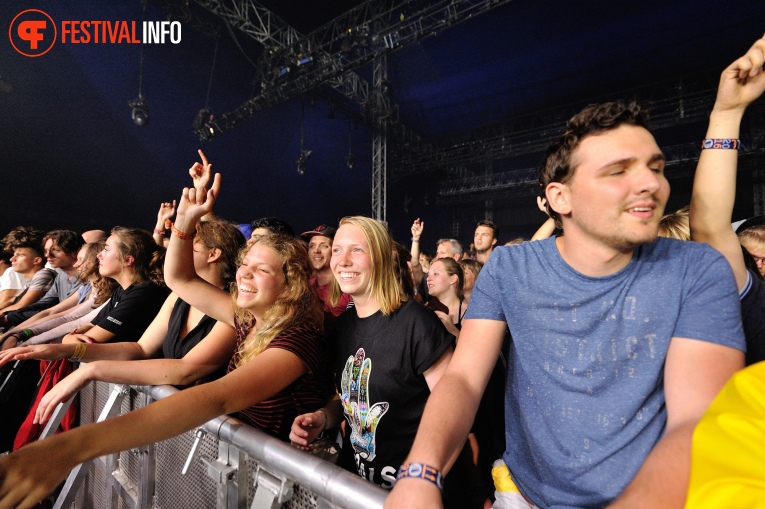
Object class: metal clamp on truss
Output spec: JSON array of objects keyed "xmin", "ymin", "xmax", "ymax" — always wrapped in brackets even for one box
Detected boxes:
[{"xmin": 251, "ymin": 465, "xmax": 294, "ymax": 509}]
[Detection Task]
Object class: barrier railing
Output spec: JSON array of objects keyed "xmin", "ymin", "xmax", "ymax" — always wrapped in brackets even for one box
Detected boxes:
[{"xmin": 42, "ymin": 379, "xmax": 387, "ymax": 509}]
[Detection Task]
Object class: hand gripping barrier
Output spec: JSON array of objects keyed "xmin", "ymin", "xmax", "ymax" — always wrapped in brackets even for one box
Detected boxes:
[{"xmin": 44, "ymin": 380, "xmax": 387, "ymax": 509}]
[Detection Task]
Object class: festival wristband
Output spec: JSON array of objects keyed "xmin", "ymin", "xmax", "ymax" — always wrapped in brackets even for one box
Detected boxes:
[
  {"xmin": 69, "ymin": 342, "xmax": 87, "ymax": 362},
  {"xmin": 153, "ymin": 227, "xmax": 165, "ymax": 235},
  {"xmin": 172, "ymin": 225, "xmax": 196, "ymax": 240},
  {"xmin": 701, "ymin": 138, "xmax": 739, "ymax": 150},
  {"xmin": 396, "ymin": 462, "xmax": 444, "ymax": 490}
]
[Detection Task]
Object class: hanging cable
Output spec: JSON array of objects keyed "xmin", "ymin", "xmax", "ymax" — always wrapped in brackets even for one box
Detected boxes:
[{"xmin": 129, "ymin": 0, "xmax": 150, "ymax": 126}]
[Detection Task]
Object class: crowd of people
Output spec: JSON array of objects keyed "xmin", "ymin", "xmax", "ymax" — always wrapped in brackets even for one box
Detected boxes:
[{"xmin": 0, "ymin": 34, "xmax": 763, "ymax": 509}]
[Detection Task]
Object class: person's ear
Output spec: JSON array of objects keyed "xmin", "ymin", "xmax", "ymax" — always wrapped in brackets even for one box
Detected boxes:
[
  {"xmin": 449, "ymin": 274, "xmax": 459, "ymax": 287},
  {"xmin": 123, "ymin": 255, "xmax": 135, "ymax": 267},
  {"xmin": 546, "ymin": 182, "xmax": 572, "ymax": 217},
  {"xmin": 208, "ymin": 247, "xmax": 222, "ymax": 263}
]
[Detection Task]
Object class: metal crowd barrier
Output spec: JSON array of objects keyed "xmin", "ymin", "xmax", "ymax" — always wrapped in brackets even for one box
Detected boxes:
[{"xmin": 41, "ymin": 379, "xmax": 387, "ymax": 509}]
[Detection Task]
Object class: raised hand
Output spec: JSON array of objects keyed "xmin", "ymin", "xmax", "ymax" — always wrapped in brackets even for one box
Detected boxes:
[
  {"xmin": 714, "ymin": 34, "xmax": 765, "ymax": 114},
  {"xmin": 156, "ymin": 201, "xmax": 176, "ymax": 225},
  {"xmin": 537, "ymin": 196, "xmax": 550, "ymax": 217},
  {"xmin": 411, "ymin": 218, "xmax": 424, "ymax": 239},
  {"xmin": 189, "ymin": 149, "xmax": 212, "ymax": 191},
  {"xmin": 340, "ymin": 348, "xmax": 389, "ymax": 461},
  {"xmin": 175, "ymin": 173, "xmax": 221, "ymax": 227}
]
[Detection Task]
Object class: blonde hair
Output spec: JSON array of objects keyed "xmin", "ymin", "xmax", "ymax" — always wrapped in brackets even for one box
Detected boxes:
[
  {"xmin": 234, "ymin": 234, "xmax": 323, "ymax": 366},
  {"xmin": 738, "ymin": 225, "xmax": 765, "ymax": 253},
  {"xmin": 329, "ymin": 216, "xmax": 405, "ymax": 315},
  {"xmin": 658, "ymin": 206, "xmax": 690, "ymax": 241}
]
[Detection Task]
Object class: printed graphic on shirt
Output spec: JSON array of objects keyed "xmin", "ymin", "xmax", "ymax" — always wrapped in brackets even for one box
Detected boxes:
[{"xmin": 340, "ymin": 348, "xmax": 389, "ymax": 461}]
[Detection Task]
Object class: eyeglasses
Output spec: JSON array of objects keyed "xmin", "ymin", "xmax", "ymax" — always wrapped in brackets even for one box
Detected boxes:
[{"xmin": 753, "ymin": 255, "xmax": 765, "ymax": 264}]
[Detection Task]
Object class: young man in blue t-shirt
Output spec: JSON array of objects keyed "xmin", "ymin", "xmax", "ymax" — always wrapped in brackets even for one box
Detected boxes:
[{"xmin": 385, "ymin": 40, "xmax": 763, "ymax": 509}]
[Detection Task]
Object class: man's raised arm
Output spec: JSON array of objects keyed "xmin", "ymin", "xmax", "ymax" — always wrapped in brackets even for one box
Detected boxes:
[{"xmin": 690, "ymin": 34, "xmax": 765, "ymax": 290}]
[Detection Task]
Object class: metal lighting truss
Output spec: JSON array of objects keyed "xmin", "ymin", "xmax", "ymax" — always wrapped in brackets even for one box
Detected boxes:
[
  {"xmin": 371, "ymin": 55, "xmax": 390, "ymax": 221},
  {"xmin": 394, "ymin": 75, "xmax": 722, "ymax": 178},
  {"xmin": 192, "ymin": 0, "xmax": 513, "ymax": 141},
  {"xmin": 437, "ymin": 139, "xmax": 764, "ymax": 201}
]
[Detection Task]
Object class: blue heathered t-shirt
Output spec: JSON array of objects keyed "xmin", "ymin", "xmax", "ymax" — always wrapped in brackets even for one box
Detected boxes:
[{"xmin": 465, "ymin": 236, "xmax": 745, "ymax": 508}]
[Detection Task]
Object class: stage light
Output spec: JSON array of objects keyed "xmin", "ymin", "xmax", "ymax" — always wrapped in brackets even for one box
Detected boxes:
[{"xmin": 129, "ymin": 97, "xmax": 149, "ymax": 127}]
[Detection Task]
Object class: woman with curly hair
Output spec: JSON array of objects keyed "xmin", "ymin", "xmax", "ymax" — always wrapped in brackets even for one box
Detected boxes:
[{"xmin": 0, "ymin": 173, "xmax": 332, "ymax": 508}]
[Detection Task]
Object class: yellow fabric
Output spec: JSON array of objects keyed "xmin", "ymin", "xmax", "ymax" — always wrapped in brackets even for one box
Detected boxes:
[
  {"xmin": 686, "ymin": 362, "xmax": 765, "ymax": 508},
  {"xmin": 492, "ymin": 461, "xmax": 522, "ymax": 494}
]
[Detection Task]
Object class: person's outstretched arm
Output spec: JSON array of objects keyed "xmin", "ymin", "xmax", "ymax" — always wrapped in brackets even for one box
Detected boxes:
[
  {"xmin": 33, "ymin": 319, "xmax": 237, "ymax": 425},
  {"xmin": 0, "ymin": 339, "xmax": 307, "ymax": 509},
  {"xmin": 690, "ymin": 34, "xmax": 765, "ymax": 291}
]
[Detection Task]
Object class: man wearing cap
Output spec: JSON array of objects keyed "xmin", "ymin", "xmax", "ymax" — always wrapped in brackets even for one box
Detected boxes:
[{"xmin": 302, "ymin": 225, "xmax": 352, "ymax": 317}]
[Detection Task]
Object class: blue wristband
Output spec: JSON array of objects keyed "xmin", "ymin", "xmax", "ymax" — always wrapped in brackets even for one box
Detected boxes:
[
  {"xmin": 397, "ymin": 462, "xmax": 444, "ymax": 490},
  {"xmin": 701, "ymin": 138, "xmax": 739, "ymax": 149}
]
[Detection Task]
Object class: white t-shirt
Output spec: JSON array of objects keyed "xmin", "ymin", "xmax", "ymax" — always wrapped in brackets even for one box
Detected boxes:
[{"xmin": 0, "ymin": 267, "xmax": 28, "ymax": 294}]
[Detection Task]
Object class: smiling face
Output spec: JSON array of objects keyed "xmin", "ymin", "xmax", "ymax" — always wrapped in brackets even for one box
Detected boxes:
[
  {"xmin": 235, "ymin": 242, "xmax": 286, "ymax": 319},
  {"xmin": 330, "ymin": 224, "xmax": 373, "ymax": 303},
  {"xmin": 427, "ymin": 259, "xmax": 457, "ymax": 299},
  {"xmin": 307, "ymin": 235, "xmax": 332, "ymax": 272},
  {"xmin": 549, "ymin": 124, "xmax": 669, "ymax": 252}
]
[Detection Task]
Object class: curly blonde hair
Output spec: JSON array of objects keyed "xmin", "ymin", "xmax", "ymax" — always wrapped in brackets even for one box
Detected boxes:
[{"xmin": 233, "ymin": 234, "xmax": 323, "ymax": 366}]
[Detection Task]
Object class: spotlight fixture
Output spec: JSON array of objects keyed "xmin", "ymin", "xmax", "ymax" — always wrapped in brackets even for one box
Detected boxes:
[
  {"xmin": 129, "ymin": 96, "xmax": 149, "ymax": 127},
  {"xmin": 193, "ymin": 108, "xmax": 214, "ymax": 130},
  {"xmin": 130, "ymin": 0, "xmax": 149, "ymax": 128}
]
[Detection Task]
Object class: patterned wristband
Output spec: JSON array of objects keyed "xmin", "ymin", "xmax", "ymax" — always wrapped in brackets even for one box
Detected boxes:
[
  {"xmin": 172, "ymin": 225, "xmax": 196, "ymax": 240},
  {"xmin": 397, "ymin": 462, "xmax": 444, "ymax": 490},
  {"xmin": 701, "ymin": 138, "xmax": 739, "ymax": 150}
]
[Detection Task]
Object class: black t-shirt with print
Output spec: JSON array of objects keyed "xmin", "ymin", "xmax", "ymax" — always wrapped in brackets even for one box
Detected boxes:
[
  {"xmin": 92, "ymin": 281, "xmax": 169, "ymax": 342},
  {"xmin": 331, "ymin": 299, "xmax": 453, "ymax": 489}
]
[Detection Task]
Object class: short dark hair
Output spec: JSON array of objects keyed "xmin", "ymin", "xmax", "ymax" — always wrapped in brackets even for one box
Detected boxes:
[
  {"xmin": 0, "ymin": 240, "xmax": 11, "ymax": 264},
  {"xmin": 476, "ymin": 219, "xmax": 498, "ymax": 238},
  {"xmin": 44, "ymin": 230, "xmax": 84, "ymax": 255},
  {"xmin": 250, "ymin": 217, "xmax": 295, "ymax": 237},
  {"xmin": 3, "ymin": 226, "xmax": 46, "ymax": 258},
  {"xmin": 539, "ymin": 101, "xmax": 650, "ymax": 223}
]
